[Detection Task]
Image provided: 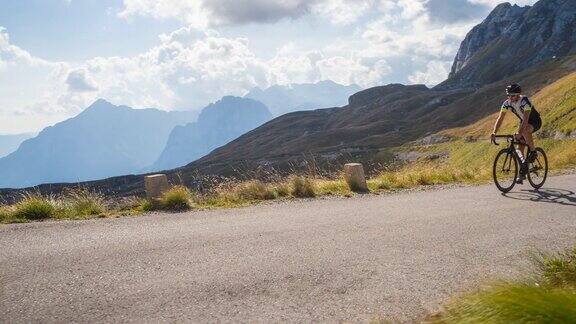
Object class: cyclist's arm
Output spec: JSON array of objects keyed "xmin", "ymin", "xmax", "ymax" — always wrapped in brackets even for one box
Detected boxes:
[
  {"xmin": 519, "ymin": 98, "xmax": 533, "ymax": 132},
  {"xmin": 492, "ymin": 110, "xmax": 506, "ymax": 134}
]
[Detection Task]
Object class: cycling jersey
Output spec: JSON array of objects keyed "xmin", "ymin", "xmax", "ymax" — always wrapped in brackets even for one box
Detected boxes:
[{"xmin": 501, "ymin": 95, "xmax": 541, "ymax": 131}]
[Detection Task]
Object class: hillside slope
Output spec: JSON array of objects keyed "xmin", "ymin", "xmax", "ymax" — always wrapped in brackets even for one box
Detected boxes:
[
  {"xmin": 184, "ymin": 55, "xmax": 575, "ymax": 176},
  {"xmin": 440, "ymin": 70, "xmax": 576, "ymax": 138}
]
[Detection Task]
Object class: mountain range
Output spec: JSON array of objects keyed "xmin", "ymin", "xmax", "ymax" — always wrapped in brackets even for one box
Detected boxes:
[
  {"xmin": 0, "ymin": 100, "xmax": 197, "ymax": 188},
  {"xmin": 0, "ymin": 0, "xmax": 574, "ymax": 197},
  {"xmin": 244, "ymin": 81, "xmax": 361, "ymax": 117},
  {"xmin": 0, "ymin": 80, "xmax": 355, "ymax": 188},
  {"xmin": 152, "ymin": 96, "xmax": 272, "ymax": 171}
]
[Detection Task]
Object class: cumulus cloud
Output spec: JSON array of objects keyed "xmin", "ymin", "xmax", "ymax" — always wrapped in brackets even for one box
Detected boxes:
[
  {"xmin": 0, "ymin": 27, "xmax": 50, "ymax": 68},
  {"xmin": 119, "ymin": 0, "xmax": 384, "ymax": 27},
  {"xmin": 312, "ymin": 0, "xmax": 374, "ymax": 25},
  {"xmin": 426, "ymin": 0, "xmax": 490, "ymax": 24},
  {"xmin": 408, "ymin": 60, "xmax": 452, "ymax": 85},
  {"xmin": 203, "ymin": 0, "xmax": 313, "ymax": 25},
  {"xmin": 4, "ymin": 0, "xmax": 526, "ymax": 133},
  {"xmin": 119, "ymin": 0, "xmax": 319, "ymax": 28},
  {"xmin": 66, "ymin": 69, "xmax": 99, "ymax": 92}
]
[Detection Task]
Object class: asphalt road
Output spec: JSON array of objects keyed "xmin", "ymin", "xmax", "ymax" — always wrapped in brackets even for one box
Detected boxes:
[{"xmin": 1, "ymin": 175, "xmax": 576, "ymax": 323}]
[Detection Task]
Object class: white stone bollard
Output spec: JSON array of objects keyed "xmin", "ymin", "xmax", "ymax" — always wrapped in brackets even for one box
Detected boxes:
[
  {"xmin": 344, "ymin": 163, "xmax": 368, "ymax": 192},
  {"xmin": 145, "ymin": 174, "xmax": 170, "ymax": 200}
]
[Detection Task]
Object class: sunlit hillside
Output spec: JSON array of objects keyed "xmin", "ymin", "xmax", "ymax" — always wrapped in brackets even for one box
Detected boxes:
[{"xmin": 441, "ymin": 71, "xmax": 576, "ymax": 138}]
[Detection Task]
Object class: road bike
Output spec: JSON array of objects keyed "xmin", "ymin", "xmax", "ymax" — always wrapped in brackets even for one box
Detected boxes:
[{"xmin": 491, "ymin": 135, "xmax": 548, "ymax": 193}]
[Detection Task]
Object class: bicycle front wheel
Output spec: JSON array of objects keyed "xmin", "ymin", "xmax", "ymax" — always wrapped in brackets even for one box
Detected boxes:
[
  {"xmin": 527, "ymin": 147, "xmax": 548, "ymax": 189},
  {"xmin": 493, "ymin": 148, "xmax": 518, "ymax": 193}
]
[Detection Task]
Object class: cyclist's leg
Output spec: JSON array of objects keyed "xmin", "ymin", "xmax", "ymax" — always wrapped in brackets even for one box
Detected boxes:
[
  {"xmin": 517, "ymin": 143, "xmax": 527, "ymax": 162},
  {"xmin": 522, "ymin": 125, "xmax": 535, "ymax": 151}
]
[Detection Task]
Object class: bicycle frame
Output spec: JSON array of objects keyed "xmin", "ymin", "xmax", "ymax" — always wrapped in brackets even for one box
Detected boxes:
[{"xmin": 492, "ymin": 135, "xmax": 525, "ymax": 160}]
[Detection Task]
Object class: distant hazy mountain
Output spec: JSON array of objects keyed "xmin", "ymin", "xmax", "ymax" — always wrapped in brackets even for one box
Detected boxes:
[
  {"xmin": 152, "ymin": 96, "xmax": 272, "ymax": 171},
  {"xmin": 0, "ymin": 99, "xmax": 197, "ymax": 188},
  {"xmin": 244, "ymin": 80, "xmax": 361, "ymax": 117},
  {"xmin": 0, "ymin": 133, "xmax": 33, "ymax": 158}
]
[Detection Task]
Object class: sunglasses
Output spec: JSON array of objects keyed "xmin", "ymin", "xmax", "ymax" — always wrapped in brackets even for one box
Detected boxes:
[{"xmin": 507, "ymin": 94, "xmax": 520, "ymax": 98}]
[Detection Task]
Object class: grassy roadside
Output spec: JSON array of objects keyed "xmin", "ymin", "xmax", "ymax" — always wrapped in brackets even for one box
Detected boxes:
[
  {"xmin": 429, "ymin": 247, "xmax": 576, "ymax": 323},
  {"xmin": 1, "ymin": 138, "xmax": 575, "ymax": 224}
]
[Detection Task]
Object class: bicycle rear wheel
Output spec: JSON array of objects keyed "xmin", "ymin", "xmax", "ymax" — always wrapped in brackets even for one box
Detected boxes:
[
  {"xmin": 493, "ymin": 148, "xmax": 518, "ymax": 193},
  {"xmin": 527, "ymin": 147, "xmax": 548, "ymax": 189}
]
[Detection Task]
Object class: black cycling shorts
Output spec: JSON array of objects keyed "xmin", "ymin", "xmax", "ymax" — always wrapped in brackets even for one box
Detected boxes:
[{"xmin": 529, "ymin": 114, "xmax": 542, "ymax": 133}]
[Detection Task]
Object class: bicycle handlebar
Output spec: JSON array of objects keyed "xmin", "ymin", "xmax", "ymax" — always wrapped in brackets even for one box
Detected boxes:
[{"xmin": 491, "ymin": 135, "xmax": 515, "ymax": 146}]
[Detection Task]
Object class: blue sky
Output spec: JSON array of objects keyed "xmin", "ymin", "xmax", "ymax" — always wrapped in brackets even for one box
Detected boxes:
[{"xmin": 0, "ymin": 0, "xmax": 537, "ymax": 134}]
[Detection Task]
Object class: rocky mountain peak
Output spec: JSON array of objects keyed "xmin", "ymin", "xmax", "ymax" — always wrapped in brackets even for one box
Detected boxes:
[
  {"xmin": 86, "ymin": 98, "xmax": 114, "ymax": 110},
  {"xmin": 448, "ymin": 3, "xmax": 529, "ymax": 78},
  {"xmin": 437, "ymin": 0, "xmax": 576, "ymax": 90}
]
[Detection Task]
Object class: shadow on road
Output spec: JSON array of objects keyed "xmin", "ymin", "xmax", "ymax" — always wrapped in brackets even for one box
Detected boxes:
[{"xmin": 502, "ymin": 188, "xmax": 576, "ymax": 207}]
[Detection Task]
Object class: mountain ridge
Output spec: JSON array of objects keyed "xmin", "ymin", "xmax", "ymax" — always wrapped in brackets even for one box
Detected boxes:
[
  {"xmin": 437, "ymin": 0, "xmax": 576, "ymax": 90},
  {"xmin": 152, "ymin": 96, "xmax": 272, "ymax": 171},
  {"xmin": 0, "ymin": 100, "xmax": 197, "ymax": 188},
  {"xmin": 244, "ymin": 81, "xmax": 361, "ymax": 117}
]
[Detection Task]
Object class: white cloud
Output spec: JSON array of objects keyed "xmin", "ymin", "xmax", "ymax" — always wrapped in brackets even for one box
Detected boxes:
[
  {"xmin": 119, "ymin": 0, "xmax": 320, "ymax": 28},
  {"xmin": 313, "ymin": 0, "xmax": 374, "ymax": 25},
  {"xmin": 66, "ymin": 69, "xmax": 99, "ymax": 92},
  {"xmin": 408, "ymin": 60, "xmax": 451, "ymax": 86},
  {"xmin": 2, "ymin": 0, "xmax": 518, "ymax": 133},
  {"xmin": 0, "ymin": 27, "xmax": 50, "ymax": 68},
  {"xmin": 118, "ymin": 0, "xmax": 398, "ymax": 27}
]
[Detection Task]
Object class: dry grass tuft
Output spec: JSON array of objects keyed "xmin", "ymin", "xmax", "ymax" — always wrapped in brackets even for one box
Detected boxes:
[
  {"xmin": 12, "ymin": 194, "xmax": 56, "ymax": 220},
  {"xmin": 234, "ymin": 180, "xmax": 278, "ymax": 201},
  {"xmin": 63, "ymin": 188, "xmax": 106, "ymax": 217},
  {"xmin": 158, "ymin": 185, "xmax": 195, "ymax": 211},
  {"xmin": 290, "ymin": 176, "xmax": 316, "ymax": 198}
]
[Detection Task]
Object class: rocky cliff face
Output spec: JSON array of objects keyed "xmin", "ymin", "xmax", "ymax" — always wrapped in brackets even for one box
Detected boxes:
[
  {"xmin": 438, "ymin": 0, "xmax": 576, "ymax": 89},
  {"xmin": 448, "ymin": 3, "xmax": 529, "ymax": 77}
]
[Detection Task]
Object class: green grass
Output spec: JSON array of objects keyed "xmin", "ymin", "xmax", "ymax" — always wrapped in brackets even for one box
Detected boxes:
[
  {"xmin": 234, "ymin": 180, "xmax": 279, "ymax": 201},
  {"xmin": 12, "ymin": 195, "xmax": 56, "ymax": 220},
  {"xmin": 432, "ymin": 246, "xmax": 576, "ymax": 323},
  {"xmin": 536, "ymin": 72, "xmax": 576, "ymax": 135},
  {"xmin": 533, "ymin": 248, "xmax": 576, "ymax": 288},
  {"xmin": 441, "ymin": 71, "xmax": 576, "ymax": 139},
  {"xmin": 436, "ymin": 285, "xmax": 576, "ymax": 323},
  {"xmin": 0, "ymin": 205, "xmax": 14, "ymax": 223},
  {"xmin": 1, "ymin": 136, "xmax": 575, "ymax": 225},
  {"xmin": 373, "ymin": 138, "xmax": 576, "ymax": 191},
  {"xmin": 63, "ymin": 189, "xmax": 105, "ymax": 217},
  {"xmin": 158, "ymin": 185, "xmax": 195, "ymax": 211},
  {"xmin": 316, "ymin": 179, "xmax": 352, "ymax": 196}
]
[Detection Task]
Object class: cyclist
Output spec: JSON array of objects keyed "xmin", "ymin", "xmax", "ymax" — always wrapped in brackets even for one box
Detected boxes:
[{"xmin": 491, "ymin": 84, "xmax": 542, "ymax": 183}]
